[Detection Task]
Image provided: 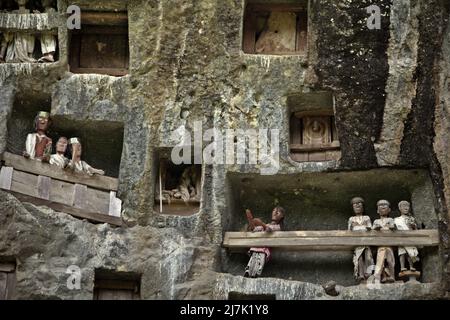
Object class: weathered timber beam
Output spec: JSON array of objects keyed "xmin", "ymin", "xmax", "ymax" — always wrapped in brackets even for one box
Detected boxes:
[
  {"xmin": 10, "ymin": 191, "xmax": 122, "ymax": 227},
  {"xmin": 223, "ymin": 230, "xmax": 439, "ymax": 251},
  {"xmin": 1, "ymin": 152, "xmax": 118, "ymax": 191}
]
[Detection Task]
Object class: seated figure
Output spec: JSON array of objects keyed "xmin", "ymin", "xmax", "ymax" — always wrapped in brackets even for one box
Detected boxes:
[
  {"xmin": 372, "ymin": 200, "xmax": 397, "ymax": 283},
  {"xmin": 244, "ymin": 206, "xmax": 285, "ymax": 278},
  {"xmin": 67, "ymin": 137, "xmax": 105, "ymax": 176},
  {"xmin": 0, "ymin": 0, "xmax": 37, "ymax": 63},
  {"xmin": 394, "ymin": 201, "xmax": 420, "ymax": 273},
  {"xmin": 348, "ymin": 197, "xmax": 374, "ymax": 283},
  {"xmin": 36, "ymin": 0, "xmax": 57, "ymax": 63},
  {"xmin": 23, "ymin": 111, "xmax": 52, "ymax": 161},
  {"xmin": 49, "ymin": 136, "xmax": 69, "ymax": 168}
]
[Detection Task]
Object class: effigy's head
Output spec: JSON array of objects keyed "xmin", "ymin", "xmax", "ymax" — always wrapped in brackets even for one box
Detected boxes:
[
  {"xmin": 377, "ymin": 199, "xmax": 391, "ymax": 217},
  {"xmin": 351, "ymin": 197, "xmax": 364, "ymax": 215}
]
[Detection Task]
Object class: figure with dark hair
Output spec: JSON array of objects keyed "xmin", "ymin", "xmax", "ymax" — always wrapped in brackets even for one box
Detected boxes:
[
  {"xmin": 372, "ymin": 199, "xmax": 397, "ymax": 283},
  {"xmin": 0, "ymin": 0, "xmax": 36, "ymax": 63},
  {"xmin": 23, "ymin": 111, "xmax": 52, "ymax": 161},
  {"xmin": 244, "ymin": 206, "xmax": 285, "ymax": 278},
  {"xmin": 49, "ymin": 136, "xmax": 69, "ymax": 168},
  {"xmin": 36, "ymin": 0, "xmax": 57, "ymax": 63},
  {"xmin": 67, "ymin": 137, "xmax": 105, "ymax": 176},
  {"xmin": 348, "ymin": 197, "xmax": 374, "ymax": 283}
]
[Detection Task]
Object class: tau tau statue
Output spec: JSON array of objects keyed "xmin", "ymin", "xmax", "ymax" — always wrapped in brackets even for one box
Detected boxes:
[
  {"xmin": 67, "ymin": 138, "xmax": 105, "ymax": 176},
  {"xmin": 372, "ymin": 200, "xmax": 397, "ymax": 283},
  {"xmin": 23, "ymin": 111, "xmax": 52, "ymax": 161},
  {"xmin": 49, "ymin": 136, "xmax": 69, "ymax": 168},
  {"xmin": 37, "ymin": 0, "xmax": 57, "ymax": 63},
  {"xmin": 348, "ymin": 197, "xmax": 374, "ymax": 283},
  {"xmin": 394, "ymin": 201, "xmax": 420, "ymax": 273},
  {"xmin": 244, "ymin": 206, "xmax": 285, "ymax": 278},
  {"xmin": 159, "ymin": 165, "xmax": 201, "ymax": 203},
  {"xmin": 0, "ymin": 0, "xmax": 37, "ymax": 63}
]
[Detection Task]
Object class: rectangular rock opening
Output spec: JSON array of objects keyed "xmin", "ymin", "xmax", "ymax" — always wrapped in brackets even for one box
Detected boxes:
[
  {"xmin": 0, "ymin": 261, "xmax": 16, "ymax": 300},
  {"xmin": 243, "ymin": 1, "xmax": 308, "ymax": 55},
  {"xmin": 223, "ymin": 169, "xmax": 439, "ymax": 286},
  {"xmin": 69, "ymin": 11, "xmax": 129, "ymax": 76},
  {"xmin": 288, "ymin": 92, "xmax": 341, "ymax": 162},
  {"xmin": 153, "ymin": 148, "xmax": 202, "ymax": 216},
  {"xmin": 94, "ymin": 269, "xmax": 141, "ymax": 300}
]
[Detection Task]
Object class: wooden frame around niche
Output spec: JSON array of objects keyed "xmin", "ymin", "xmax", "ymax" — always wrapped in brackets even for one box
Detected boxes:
[
  {"xmin": 69, "ymin": 11, "xmax": 129, "ymax": 76},
  {"xmin": 243, "ymin": 3, "xmax": 308, "ymax": 54}
]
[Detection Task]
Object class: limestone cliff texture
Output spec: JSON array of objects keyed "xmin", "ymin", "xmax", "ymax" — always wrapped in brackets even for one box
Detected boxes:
[{"xmin": 0, "ymin": 0, "xmax": 449, "ymax": 299}]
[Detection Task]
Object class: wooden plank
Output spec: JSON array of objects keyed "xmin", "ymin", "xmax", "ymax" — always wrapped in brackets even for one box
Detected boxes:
[
  {"xmin": 223, "ymin": 230, "xmax": 440, "ymax": 251},
  {"xmin": 81, "ymin": 12, "xmax": 128, "ymax": 26},
  {"xmin": 37, "ymin": 175, "xmax": 51, "ymax": 200},
  {"xmin": 85, "ymin": 188, "xmax": 110, "ymax": 215},
  {"xmin": 290, "ymin": 143, "xmax": 341, "ymax": 152},
  {"xmin": 0, "ymin": 273, "xmax": 7, "ymax": 300},
  {"xmin": 247, "ymin": 4, "xmax": 306, "ymax": 12},
  {"xmin": 50, "ymin": 178, "xmax": 75, "ymax": 206},
  {"xmin": 10, "ymin": 191, "xmax": 122, "ymax": 226},
  {"xmin": 72, "ymin": 184, "xmax": 87, "ymax": 209},
  {"xmin": 0, "ymin": 167, "xmax": 13, "ymax": 190},
  {"xmin": 11, "ymin": 170, "xmax": 38, "ymax": 198},
  {"xmin": 109, "ymin": 191, "xmax": 122, "ymax": 217},
  {"xmin": 2, "ymin": 152, "xmax": 118, "ymax": 191},
  {"xmin": 5, "ymin": 272, "xmax": 16, "ymax": 300}
]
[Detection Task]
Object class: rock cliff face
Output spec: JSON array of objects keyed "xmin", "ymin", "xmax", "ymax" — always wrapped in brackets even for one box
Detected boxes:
[{"xmin": 0, "ymin": 0, "xmax": 449, "ymax": 299}]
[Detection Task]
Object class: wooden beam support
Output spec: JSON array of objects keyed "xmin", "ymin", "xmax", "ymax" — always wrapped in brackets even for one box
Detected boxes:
[
  {"xmin": 223, "ymin": 230, "xmax": 440, "ymax": 252},
  {"xmin": 10, "ymin": 191, "xmax": 122, "ymax": 227},
  {"xmin": 80, "ymin": 12, "xmax": 128, "ymax": 26},
  {"xmin": 2, "ymin": 152, "xmax": 118, "ymax": 191}
]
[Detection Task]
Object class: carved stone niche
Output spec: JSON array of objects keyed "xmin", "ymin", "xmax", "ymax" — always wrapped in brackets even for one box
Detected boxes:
[
  {"xmin": 154, "ymin": 156, "xmax": 202, "ymax": 216},
  {"xmin": 243, "ymin": 1, "xmax": 308, "ymax": 55},
  {"xmin": 94, "ymin": 270, "xmax": 141, "ymax": 300},
  {"xmin": 69, "ymin": 11, "xmax": 129, "ymax": 76},
  {"xmin": 288, "ymin": 92, "xmax": 341, "ymax": 162}
]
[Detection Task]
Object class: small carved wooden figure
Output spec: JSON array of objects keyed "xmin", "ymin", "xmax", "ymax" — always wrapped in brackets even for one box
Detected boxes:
[
  {"xmin": 372, "ymin": 199, "xmax": 396, "ymax": 283},
  {"xmin": 37, "ymin": 0, "xmax": 56, "ymax": 63},
  {"xmin": 0, "ymin": 0, "xmax": 37, "ymax": 63},
  {"xmin": 394, "ymin": 201, "xmax": 420, "ymax": 272},
  {"xmin": 67, "ymin": 137, "xmax": 105, "ymax": 176},
  {"xmin": 348, "ymin": 197, "xmax": 374, "ymax": 283},
  {"xmin": 244, "ymin": 206, "xmax": 285, "ymax": 278},
  {"xmin": 23, "ymin": 111, "xmax": 52, "ymax": 161},
  {"xmin": 49, "ymin": 136, "xmax": 69, "ymax": 168}
]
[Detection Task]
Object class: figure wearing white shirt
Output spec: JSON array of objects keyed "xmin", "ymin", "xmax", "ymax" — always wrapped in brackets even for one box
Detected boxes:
[
  {"xmin": 49, "ymin": 137, "xmax": 69, "ymax": 168},
  {"xmin": 394, "ymin": 201, "xmax": 419, "ymax": 272},
  {"xmin": 23, "ymin": 111, "xmax": 52, "ymax": 161},
  {"xmin": 67, "ymin": 138, "xmax": 105, "ymax": 176}
]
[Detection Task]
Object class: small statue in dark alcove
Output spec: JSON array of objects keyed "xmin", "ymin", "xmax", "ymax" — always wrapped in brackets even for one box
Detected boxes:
[
  {"xmin": 372, "ymin": 199, "xmax": 397, "ymax": 283},
  {"xmin": 67, "ymin": 137, "xmax": 105, "ymax": 176},
  {"xmin": 49, "ymin": 136, "xmax": 69, "ymax": 168},
  {"xmin": 23, "ymin": 111, "xmax": 52, "ymax": 161},
  {"xmin": 394, "ymin": 201, "xmax": 420, "ymax": 278},
  {"xmin": 244, "ymin": 206, "xmax": 285, "ymax": 278},
  {"xmin": 348, "ymin": 197, "xmax": 374, "ymax": 283},
  {"xmin": 0, "ymin": 0, "xmax": 37, "ymax": 63},
  {"xmin": 37, "ymin": 0, "xmax": 57, "ymax": 63}
]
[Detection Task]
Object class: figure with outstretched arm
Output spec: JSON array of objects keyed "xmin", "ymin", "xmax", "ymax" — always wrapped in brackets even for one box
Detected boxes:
[{"xmin": 244, "ymin": 206, "xmax": 285, "ymax": 278}]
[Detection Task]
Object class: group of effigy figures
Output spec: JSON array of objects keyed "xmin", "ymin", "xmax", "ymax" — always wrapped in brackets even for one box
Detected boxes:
[
  {"xmin": 0, "ymin": 0, "xmax": 57, "ymax": 63},
  {"xmin": 24, "ymin": 111, "xmax": 105, "ymax": 176},
  {"xmin": 244, "ymin": 198, "xmax": 420, "ymax": 284},
  {"xmin": 348, "ymin": 197, "xmax": 419, "ymax": 284}
]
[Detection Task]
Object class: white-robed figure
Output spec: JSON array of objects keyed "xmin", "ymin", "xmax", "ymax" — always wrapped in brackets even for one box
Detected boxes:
[
  {"xmin": 394, "ymin": 201, "xmax": 420, "ymax": 272},
  {"xmin": 37, "ymin": 0, "xmax": 57, "ymax": 63},
  {"xmin": 24, "ymin": 111, "xmax": 52, "ymax": 161},
  {"xmin": 348, "ymin": 197, "xmax": 374, "ymax": 283},
  {"xmin": 67, "ymin": 137, "xmax": 105, "ymax": 176},
  {"xmin": 0, "ymin": 0, "xmax": 36, "ymax": 63},
  {"xmin": 49, "ymin": 137, "xmax": 69, "ymax": 168}
]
